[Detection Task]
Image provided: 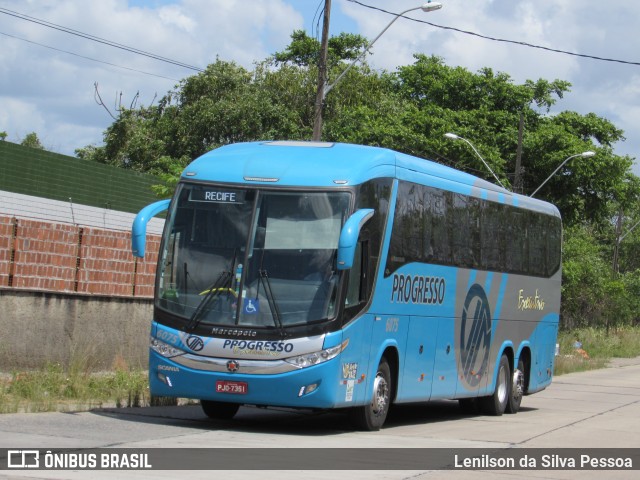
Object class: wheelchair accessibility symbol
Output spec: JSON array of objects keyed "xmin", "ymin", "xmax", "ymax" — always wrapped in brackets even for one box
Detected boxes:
[{"xmin": 243, "ymin": 298, "xmax": 259, "ymax": 315}]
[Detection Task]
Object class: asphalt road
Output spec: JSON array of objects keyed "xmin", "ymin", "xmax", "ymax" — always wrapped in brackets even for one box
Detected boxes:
[{"xmin": 1, "ymin": 358, "xmax": 639, "ymax": 480}]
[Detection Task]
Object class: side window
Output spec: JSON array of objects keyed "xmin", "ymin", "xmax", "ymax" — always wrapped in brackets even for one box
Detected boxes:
[
  {"xmin": 480, "ymin": 202, "xmax": 504, "ymax": 271},
  {"xmin": 449, "ymin": 194, "xmax": 480, "ymax": 269},
  {"xmin": 430, "ymin": 190, "xmax": 450, "ymax": 264},
  {"xmin": 385, "ymin": 180, "xmax": 559, "ymax": 278},
  {"xmin": 345, "ymin": 242, "xmax": 363, "ymax": 308},
  {"xmin": 527, "ymin": 212, "xmax": 546, "ymax": 276},
  {"xmin": 356, "ymin": 178, "xmax": 391, "ymax": 282},
  {"xmin": 344, "ymin": 240, "xmax": 369, "ymax": 321},
  {"xmin": 386, "ymin": 182, "xmax": 435, "ymax": 275},
  {"xmin": 546, "ymin": 216, "xmax": 562, "ymax": 276},
  {"xmin": 505, "ymin": 211, "xmax": 527, "ymax": 274}
]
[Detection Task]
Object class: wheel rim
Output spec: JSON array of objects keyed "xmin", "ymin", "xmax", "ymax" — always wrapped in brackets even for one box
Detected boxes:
[
  {"xmin": 496, "ymin": 363, "xmax": 508, "ymax": 404},
  {"xmin": 512, "ymin": 369, "xmax": 524, "ymax": 402},
  {"xmin": 371, "ymin": 373, "xmax": 389, "ymax": 415}
]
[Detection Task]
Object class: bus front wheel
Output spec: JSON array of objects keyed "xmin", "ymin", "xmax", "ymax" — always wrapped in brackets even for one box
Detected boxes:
[
  {"xmin": 349, "ymin": 358, "xmax": 391, "ymax": 431},
  {"xmin": 479, "ymin": 354, "xmax": 511, "ymax": 416},
  {"xmin": 201, "ymin": 400, "xmax": 240, "ymax": 420}
]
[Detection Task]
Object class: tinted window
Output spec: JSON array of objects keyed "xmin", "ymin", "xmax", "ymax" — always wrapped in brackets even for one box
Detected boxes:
[{"xmin": 386, "ymin": 181, "xmax": 561, "ymax": 278}]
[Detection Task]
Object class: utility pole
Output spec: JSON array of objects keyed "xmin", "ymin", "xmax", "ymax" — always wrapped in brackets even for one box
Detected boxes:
[
  {"xmin": 312, "ymin": 0, "xmax": 331, "ymax": 141},
  {"xmin": 514, "ymin": 112, "xmax": 524, "ymax": 193}
]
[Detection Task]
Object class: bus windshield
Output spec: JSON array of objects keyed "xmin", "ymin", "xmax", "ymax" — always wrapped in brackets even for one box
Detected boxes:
[{"xmin": 157, "ymin": 183, "xmax": 351, "ymax": 329}]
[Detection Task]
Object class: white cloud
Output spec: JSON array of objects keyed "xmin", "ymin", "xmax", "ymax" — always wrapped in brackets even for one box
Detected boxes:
[
  {"xmin": 0, "ymin": 97, "xmax": 47, "ymax": 144},
  {"xmin": 158, "ymin": 4, "xmax": 196, "ymax": 33},
  {"xmin": 0, "ymin": 0, "xmax": 303, "ymax": 155}
]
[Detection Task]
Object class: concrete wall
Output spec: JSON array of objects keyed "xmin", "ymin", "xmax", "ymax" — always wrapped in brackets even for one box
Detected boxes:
[{"xmin": 0, "ymin": 288, "xmax": 153, "ymax": 370}]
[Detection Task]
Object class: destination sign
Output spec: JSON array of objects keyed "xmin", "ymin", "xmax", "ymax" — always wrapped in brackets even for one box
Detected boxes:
[{"xmin": 189, "ymin": 189, "xmax": 245, "ymax": 204}]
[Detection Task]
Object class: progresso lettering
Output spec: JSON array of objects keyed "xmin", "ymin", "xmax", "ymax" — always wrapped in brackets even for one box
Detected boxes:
[
  {"xmin": 222, "ymin": 339, "xmax": 294, "ymax": 353},
  {"xmin": 391, "ymin": 273, "xmax": 446, "ymax": 305}
]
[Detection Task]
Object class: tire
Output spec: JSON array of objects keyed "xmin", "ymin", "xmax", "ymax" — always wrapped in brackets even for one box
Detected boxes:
[
  {"xmin": 506, "ymin": 358, "xmax": 525, "ymax": 414},
  {"xmin": 201, "ymin": 400, "xmax": 240, "ymax": 420},
  {"xmin": 479, "ymin": 354, "xmax": 511, "ymax": 416},
  {"xmin": 349, "ymin": 358, "xmax": 392, "ymax": 431}
]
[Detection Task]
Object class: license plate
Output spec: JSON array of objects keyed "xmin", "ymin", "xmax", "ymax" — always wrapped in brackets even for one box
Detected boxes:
[{"xmin": 216, "ymin": 380, "xmax": 248, "ymax": 394}]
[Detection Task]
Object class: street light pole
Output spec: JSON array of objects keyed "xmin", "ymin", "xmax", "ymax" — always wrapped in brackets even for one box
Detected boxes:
[
  {"xmin": 529, "ymin": 151, "xmax": 595, "ymax": 198},
  {"xmin": 311, "ymin": 2, "xmax": 443, "ymax": 140},
  {"xmin": 444, "ymin": 132, "xmax": 507, "ymax": 189}
]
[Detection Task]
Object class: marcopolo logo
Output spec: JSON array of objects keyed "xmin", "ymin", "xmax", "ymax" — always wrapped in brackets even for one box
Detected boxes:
[
  {"xmin": 459, "ymin": 283, "xmax": 492, "ymax": 388},
  {"xmin": 186, "ymin": 335, "xmax": 204, "ymax": 351}
]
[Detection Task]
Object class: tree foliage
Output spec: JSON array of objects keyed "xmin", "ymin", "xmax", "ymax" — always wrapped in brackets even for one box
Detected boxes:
[
  {"xmin": 21, "ymin": 132, "xmax": 44, "ymax": 150},
  {"xmin": 78, "ymin": 30, "xmax": 640, "ymax": 329},
  {"xmin": 273, "ymin": 29, "xmax": 369, "ymax": 68}
]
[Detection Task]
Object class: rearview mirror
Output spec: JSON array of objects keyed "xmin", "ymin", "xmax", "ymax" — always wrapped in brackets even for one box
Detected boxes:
[
  {"xmin": 337, "ymin": 209, "xmax": 374, "ymax": 270},
  {"xmin": 131, "ymin": 199, "xmax": 170, "ymax": 258}
]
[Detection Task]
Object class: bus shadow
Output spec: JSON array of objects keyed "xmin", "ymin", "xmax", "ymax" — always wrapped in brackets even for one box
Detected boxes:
[
  {"xmin": 385, "ymin": 400, "xmax": 538, "ymax": 428},
  {"xmin": 91, "ymin": 400, "xmax": 539, "ymax": 436},
  {"xmin": 91, "ymin": 404, "xmax": 353, "ymax": 436}
]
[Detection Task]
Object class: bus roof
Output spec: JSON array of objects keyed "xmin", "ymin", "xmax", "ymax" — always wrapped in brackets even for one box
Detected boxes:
[{"xmin": 182, "ymin": 141, "xmax": 559, "ymax": 216}]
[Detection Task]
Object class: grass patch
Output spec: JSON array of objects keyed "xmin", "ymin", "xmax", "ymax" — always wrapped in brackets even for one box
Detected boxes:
[
  {"xmin": 0, "ymin": 362, "xmax": 149, "ymax": 414},
  {"xmin": 554, "ymin": 325, "xmax": 640, "ymax": 375}
]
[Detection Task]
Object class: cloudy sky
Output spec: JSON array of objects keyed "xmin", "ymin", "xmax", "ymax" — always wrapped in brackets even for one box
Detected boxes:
[{"xmin": 1, "ymin": 0, "xmax": 639, "ymax": 174}]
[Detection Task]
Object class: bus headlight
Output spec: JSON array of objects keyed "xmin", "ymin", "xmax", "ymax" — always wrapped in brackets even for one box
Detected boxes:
[
  {"xmin": 150, "ymin": 336, "xmax": 185, "ymax": 358},
  {"xmin": 284, "ymin": 339, "xmax": 349, "ymax": 369}
]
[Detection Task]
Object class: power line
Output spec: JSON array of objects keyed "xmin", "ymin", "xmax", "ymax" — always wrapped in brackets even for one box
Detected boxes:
[
  {"xmin": 0, "ymin": 31, "xmax": 180, "ymax": 81},
  {"xmin": 347, "ymin": 0, "xmax": 640, "ymax": 67},
  {"xmin": 312, "ymin": 0, "xmax": 325, "ymax": 41},
  {"xmin": 0, "ymin": 7, "xmax": 204, "ymax": 72}
]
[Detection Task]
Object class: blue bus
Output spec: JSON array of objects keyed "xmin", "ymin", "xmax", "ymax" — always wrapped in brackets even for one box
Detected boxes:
[{"xmin": 132, "ymin": 141, "xmax": 561, "ymax": 430}]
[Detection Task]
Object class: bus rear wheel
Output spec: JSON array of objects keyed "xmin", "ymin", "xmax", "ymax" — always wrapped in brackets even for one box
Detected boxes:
[
  {"xmin": 506, "ymin": 358, "xmax": 525, "ymax": 414},
  {"xmin": 479, "ymin": 354, "xmax": 511, "ymax": 416},
  {"xmin": 201, "ymin": 400, "xmax": 240, "ymax": 420},
  {"xmin": 349, "ymin": 358, "xmax": 391, "ymax": 431}
]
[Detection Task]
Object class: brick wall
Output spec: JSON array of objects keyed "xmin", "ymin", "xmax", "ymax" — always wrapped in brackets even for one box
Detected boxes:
[
  {"xmin": 0, "ymin": 216, "xmax": 13, "ymax": 287},
  {"xmin": 0, "ymin": 215, "xmax": 160, "ymax": 297}
]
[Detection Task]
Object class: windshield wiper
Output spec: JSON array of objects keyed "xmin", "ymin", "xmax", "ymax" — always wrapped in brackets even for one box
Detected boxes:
[
  {"xmin": 257, "ymin": 269, "xmax": 285, "ymax": 337},
  {"xmin": 187, "ymin": 270, "xmax": 232, "ymax": 331}
]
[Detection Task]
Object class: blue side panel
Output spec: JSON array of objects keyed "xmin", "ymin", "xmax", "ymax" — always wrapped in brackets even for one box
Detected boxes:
[
  {"xmin": 528, "ymin": 315, "xmax": 559, "ymax": 393},
  {"xmin": 333, "ymin": 314, "xmax": 374, "ymax": 407},
  {"xmin": 397, "ymin": 316, "xmax": 437, "ymax": 402},
  {"xmin": 429, "ymin": 317, "xmax": 459, "ymax": 399},
  {"xmin": 365, "ymin": 314, "xmax": 408, "ymax": 403}
]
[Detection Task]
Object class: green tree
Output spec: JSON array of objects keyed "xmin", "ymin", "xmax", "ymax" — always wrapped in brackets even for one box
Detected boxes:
[
  {"xmin": 561, "ymin": 225, "xmax": 611, "ymax": 329},
  {"xmin": 20, "ymin": 132, "xmax": 44, "ymax": 150},
  {"xmin": 273, "ymin": 30, "xmax": 369, "ymax": 68}
]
